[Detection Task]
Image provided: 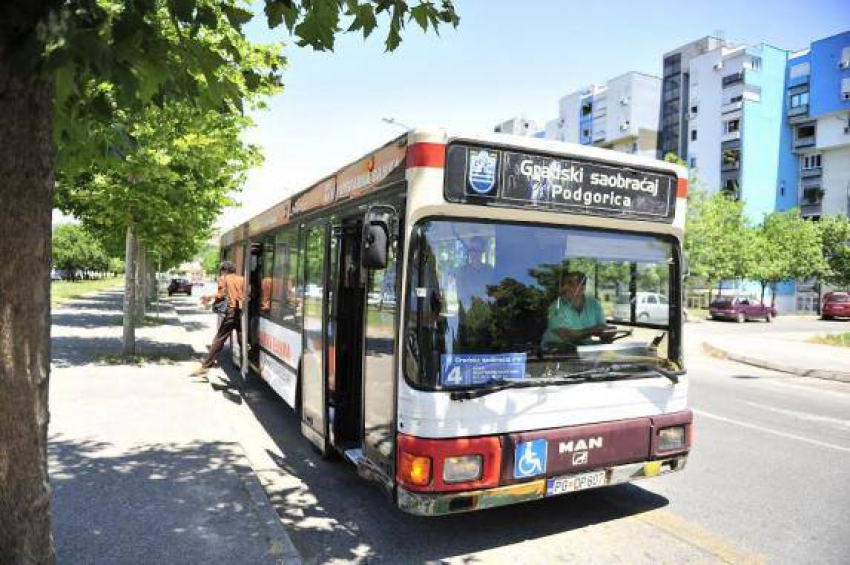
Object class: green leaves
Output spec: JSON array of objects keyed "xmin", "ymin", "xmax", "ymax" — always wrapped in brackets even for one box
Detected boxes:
[{"xmin": 264, "ymin": 0, "xmax": 460, "ymax": 52}]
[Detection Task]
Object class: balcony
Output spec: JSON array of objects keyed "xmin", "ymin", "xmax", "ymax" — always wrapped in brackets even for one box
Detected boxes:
[
  {"xmin": 721, "ymin": 130, "xmax": 741, "ymax": 142},
  {"xmin": 787, "ymin": 103, "xmax": 809, "ymax": 121},
  {"xmin": 801, "ymin": 203, "xmax": 822, "ymax": 218},
  {"xmin": 721, "ymin": 101, "xmax": 743, "ymax": 114},
  {"xmin": 721, "ymin": 160, "xmax": 740, "ymax": 172},
  {"xmin": 593, "ymin": 129, "xmax": 607, "ymax": 142},
  {"xmin": 794, "ymin": 135, "xmax": 816, "ymax": 150},
  {"xmin": 800, "ymin": 166, "xmax": 822, "ymax": 179},
  {"xmin": 722, "ymin": 71, "xmax": 745, "ymax": 88}
]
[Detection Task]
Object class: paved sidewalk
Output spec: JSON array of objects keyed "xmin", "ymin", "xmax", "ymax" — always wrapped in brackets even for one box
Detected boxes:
[
  {"xmin": 700, "ymin": 332, "xmax": 850, "ymax": 383},
  {"xmin": 49, "ymin": 289, "xmax": 296, "ymax": 564}
]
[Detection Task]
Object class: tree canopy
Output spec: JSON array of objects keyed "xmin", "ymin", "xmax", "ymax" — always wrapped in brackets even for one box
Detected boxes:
[{"xmin": 52, "ymin": 223, "xmax": 111, "ymax": 278}]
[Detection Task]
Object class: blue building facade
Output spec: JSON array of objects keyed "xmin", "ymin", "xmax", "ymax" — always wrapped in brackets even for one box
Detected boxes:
[{"xmin": 740, "ymin": 44, "xmax": 798, "ymax": 218}]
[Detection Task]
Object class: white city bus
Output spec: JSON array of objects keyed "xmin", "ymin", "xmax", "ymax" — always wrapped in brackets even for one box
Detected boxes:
[{"xmin": 219, "ymin": 129, "xmax": 692, "ymax": 515}]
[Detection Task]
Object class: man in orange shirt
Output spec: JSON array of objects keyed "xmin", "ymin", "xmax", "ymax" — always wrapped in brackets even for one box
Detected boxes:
[{"xmin": 199, "ymin": 261, "xmax": 245, "ymax": 370}]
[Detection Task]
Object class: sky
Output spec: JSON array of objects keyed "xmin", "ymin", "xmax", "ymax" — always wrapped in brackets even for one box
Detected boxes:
[{"xmin": 213, "ymin": 0, "xmax": 850, "ymax": 232}]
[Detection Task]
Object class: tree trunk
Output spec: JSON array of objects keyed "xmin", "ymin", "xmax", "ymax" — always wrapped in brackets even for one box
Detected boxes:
[
  {"xmin": 122, "ymin": 225, "xmax": 137, "ymax": 356},
  {"xmin": 134, "ymin": 238, "xmax": 146, "ymax": 320},
  {"xmin": 0, "ymin": 47, "xmax": 56, "ymax": 563},
  {"xmin": 760, "ymin": 282, "xmax": 766, "ymax": 304}
]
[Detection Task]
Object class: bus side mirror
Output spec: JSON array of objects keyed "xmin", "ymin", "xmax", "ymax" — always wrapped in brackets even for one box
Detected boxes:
[{"xmin": 362, "ymin": 206, "xmax": 394, "ymax": 270}]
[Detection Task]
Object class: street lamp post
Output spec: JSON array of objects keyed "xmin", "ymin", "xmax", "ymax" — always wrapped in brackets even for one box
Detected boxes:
[{"xmin": 382, "ymin": 117, "xmax": 412, "ymax": 131}]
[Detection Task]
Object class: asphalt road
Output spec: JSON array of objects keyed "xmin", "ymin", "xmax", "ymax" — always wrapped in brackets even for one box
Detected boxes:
[{"xmin": 198, "ymin": 309, "xmax": 850, "ymax": 564}]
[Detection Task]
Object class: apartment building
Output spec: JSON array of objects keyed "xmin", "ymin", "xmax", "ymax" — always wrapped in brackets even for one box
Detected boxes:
[
  {"xmin": 658, "ymin": 37, "xmax": 732, "ymax": 160},
  {"xmin": 785, "ymin": 31, "xmax": 850, "ymax": 219},
  {"xmin": 493, "ymin": 116, "xmax": 541, "ymax": 137},
  {"xmin": 543, "ymin": 72, "xmax": 661, "ymax": 158}
]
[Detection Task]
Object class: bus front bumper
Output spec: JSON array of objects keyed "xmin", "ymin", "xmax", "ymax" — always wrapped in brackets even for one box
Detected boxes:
[{"xmin": 396, "ymin": 455, "xmax": 688, "ymax": 516}]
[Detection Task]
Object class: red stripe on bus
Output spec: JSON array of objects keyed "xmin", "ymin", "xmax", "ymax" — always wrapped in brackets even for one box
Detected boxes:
[
  {"xmin": 677, "ymin": 178, "xmax": 688, "ymax": 198},
  {"xmin": 407, "ymin": 142, "xmax": 446, "ymax": 169}
]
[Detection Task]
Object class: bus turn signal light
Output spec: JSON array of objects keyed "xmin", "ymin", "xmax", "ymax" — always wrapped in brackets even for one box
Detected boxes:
[{"xmin": 399, "ymin": 453, "xmax": 432, "ymax": 487}]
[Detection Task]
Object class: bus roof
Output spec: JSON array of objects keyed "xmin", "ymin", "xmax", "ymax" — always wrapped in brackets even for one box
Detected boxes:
[{"xmin": 219, "ymin": 128, "xmax": 688, "ymax": 246}]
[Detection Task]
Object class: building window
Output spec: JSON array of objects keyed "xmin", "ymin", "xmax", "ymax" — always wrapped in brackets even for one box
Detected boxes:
[
  {"xmin": 689, "ymin": 157, "xmax": 697, "ymax": 168},
  {"xmin": 796, "ymin": 124, "xmax": 815, "ymax": 139},
  {"xmin": 690, "ymin": 129, "xmax": 697, "ymax": 141},
  {"xmin": 632, "ymin": 142, "xmax": 638, "ymax": 153},
  {"xmin": 747, "ymin": 57, "xmax": 762, "ymax": 71},
  {"xmin": 722, "ymin": 179, "xmax": 739, "ymax": 199},
  {"xmin": 690, "ymin": 105, "xmax": 698, "ymax": 114},
  {"xmin": 730, "ymin": 95, "xmax": 743, "ymax": 104},
  {"xmin": 582, "ymin": 129, "xmax": 590, "ymax": 138},
  {"xmin": 789, "ymin": 91, "xmax": 809, "ymax": 108},
  {"xmin": 802, "ymin": 154, "xmax": 822, "ymax": 170},
  {"xmin": 724, "ymin": 119, "xmax": 740, "ymax": 134},
  {"xmin": 581, "ymin": 102, "xmax": 592, "ymax": 116}
]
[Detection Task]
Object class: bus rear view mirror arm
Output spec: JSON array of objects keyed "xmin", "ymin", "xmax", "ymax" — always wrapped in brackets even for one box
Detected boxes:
[{"xmin": 362, "ymin": 205, "xmax": 395, "ymax": 270}]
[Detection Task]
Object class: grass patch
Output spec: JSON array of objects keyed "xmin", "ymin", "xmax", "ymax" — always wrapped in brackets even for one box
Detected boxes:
[
  {"xmin": 808, "ymin": 332, "xmax": 850, "ymax": 348},
  {"xmin": 94, "ymin": 353, "xmax": 185, "ymax": 366},
  {"xmin": 52, "ymin": 277, "xmax": 123, "ymax": 306}
]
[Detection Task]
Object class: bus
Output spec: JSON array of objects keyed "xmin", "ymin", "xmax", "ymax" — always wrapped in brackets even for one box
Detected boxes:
[{"xmin": 219, "ymin": 129, "xmax": 692, "ymax": 516}]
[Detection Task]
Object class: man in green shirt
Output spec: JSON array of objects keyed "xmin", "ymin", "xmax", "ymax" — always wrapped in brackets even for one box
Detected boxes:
[{"xmin": 542, "ymin": 271, "xmax": 610, "ymax": 347}]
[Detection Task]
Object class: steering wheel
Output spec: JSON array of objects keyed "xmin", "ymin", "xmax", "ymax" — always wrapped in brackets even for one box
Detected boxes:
[{"xmin": 598, "ymin": 329, "xmax": 632, "ymax": 344}]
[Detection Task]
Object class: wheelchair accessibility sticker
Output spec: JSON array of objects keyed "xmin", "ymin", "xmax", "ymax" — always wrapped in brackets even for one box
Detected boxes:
[{"xmin": 514, "ymin": 439, "xmax": 548, "ymax": 479}]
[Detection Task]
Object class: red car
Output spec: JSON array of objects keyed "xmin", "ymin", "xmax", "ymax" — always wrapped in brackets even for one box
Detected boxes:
[
  {"xmin": 822, "ymin": 292, "xmax": 850, "ymax": 320},
  {"xmin": 168, "ymin": 278, "xmax": 193, "ymax": 296},
  {"xmin": 709, "ymin": 297, "xmax": 775, "ymax": 323}
]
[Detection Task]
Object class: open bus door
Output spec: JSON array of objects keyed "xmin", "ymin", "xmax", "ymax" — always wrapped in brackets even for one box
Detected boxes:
[{"xmin": 245, "ymin": 242, "xmax": 264, "ymax": 373}]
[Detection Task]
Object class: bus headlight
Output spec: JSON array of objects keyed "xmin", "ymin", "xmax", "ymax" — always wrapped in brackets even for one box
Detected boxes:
[
  {"xmin": 658, "ymin": 426, "xmax": 686, "ymax": 451},
  {"xmin": 442, "ymin": 455, "xmax": 483, "ymax": 483}
]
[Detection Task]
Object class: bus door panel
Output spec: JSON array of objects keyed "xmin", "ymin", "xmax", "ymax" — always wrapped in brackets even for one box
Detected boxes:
[
  {"xmin": 232, "ymin": 243, "xmax": 247, "ymax": 369},
  {"xmin": 300, "ymin": 224, "xmax": 329, "ymax": 452},
  {"xmin": 328, "ymin": 220, "xmax": 365, "ymax": 449},
  {"xmin": 362, "ymin": 205, "xmax": 400, "ymax": 478},
  {"xmin": 247, "ymin": 242, "xmax": 264, "ymax": 371}
]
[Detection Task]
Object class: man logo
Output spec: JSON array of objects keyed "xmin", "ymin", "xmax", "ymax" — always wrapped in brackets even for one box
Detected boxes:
[
  {"xmin": 572, "ymin": 451, "xmax": 588, "ymax": 465},
  {"xmin": 559, "ymin": 437, "xmax": 603, "ymax": 453}
]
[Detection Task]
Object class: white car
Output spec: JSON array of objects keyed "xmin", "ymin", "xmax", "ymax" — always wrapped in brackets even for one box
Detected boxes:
[{"xmin": 612, "ymin": 292, "xmax": 670, "ymax": 324}]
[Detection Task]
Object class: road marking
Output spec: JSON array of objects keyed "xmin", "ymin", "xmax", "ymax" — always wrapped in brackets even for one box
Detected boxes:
[
  {"xmin": 602, "ymin": 493, "xmax": 765, "ymax": 564},
  {"xmin": 693, "ymin": 409, "xmax": 850, "ymax": 453},
  {"xmin": 758, "ymin": 378, "xmax": 850, "ymax": 400},
  {"xmin": 745, "ymin": 401, "xmax": 850, "ymax": 430}
]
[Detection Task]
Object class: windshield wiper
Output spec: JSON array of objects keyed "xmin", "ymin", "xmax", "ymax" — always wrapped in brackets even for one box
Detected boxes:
[
  {"xmin": 568, "ymin": 362, "xmax": 681, "ymax": 384},
  {"xmin": 449, "ymin": 363, "xmax": 681, "ymax": 401}
]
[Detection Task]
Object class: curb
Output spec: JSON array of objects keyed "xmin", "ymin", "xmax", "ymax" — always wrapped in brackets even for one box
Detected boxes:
[
  {"xmin": 169, "ymin": 297, "xmax": 304, "ymax": 565},
  {"xmin": 701, "ymin": 342, "xmax": 850, "ymax": 383}
]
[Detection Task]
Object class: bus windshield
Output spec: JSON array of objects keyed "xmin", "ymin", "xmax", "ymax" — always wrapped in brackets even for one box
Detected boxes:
[{"xmin": 404, "ymin": 220, "xmax": 681, "ymax": 390}]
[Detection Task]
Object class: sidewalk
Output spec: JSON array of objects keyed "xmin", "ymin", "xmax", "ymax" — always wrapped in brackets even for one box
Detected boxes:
[
  {"xmin": 699, "ymin": 331, "xmax": 850, "ymax": 383},
  {"xmin": 49, "ymin": 289, "xmax": 298, "ymax": 564}
]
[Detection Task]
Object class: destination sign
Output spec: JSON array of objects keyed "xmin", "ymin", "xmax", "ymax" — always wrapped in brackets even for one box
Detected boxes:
[{"xmin": 445, "ymin": 144, "xmax": 676, "ymax": 222}]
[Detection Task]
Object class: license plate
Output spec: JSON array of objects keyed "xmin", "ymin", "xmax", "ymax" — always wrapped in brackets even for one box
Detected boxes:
[{"xmin": 546, "ymin": 470, "xmax": 607, "ymax": 496}]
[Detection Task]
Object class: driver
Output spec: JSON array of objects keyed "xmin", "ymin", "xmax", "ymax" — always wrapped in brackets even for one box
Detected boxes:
[{"xmin": 542, "ymin": 271, "xmax": 610, "ymax": 347}]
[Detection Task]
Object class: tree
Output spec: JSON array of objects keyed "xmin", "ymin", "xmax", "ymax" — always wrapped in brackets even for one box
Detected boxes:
[
  {"xmin": 751, "ymin": 209, "xmax": 828, "ymax": 306},
  {"xmin": 52, "ymin": 224, "xmax": 109, "ymax": 280},
  {"xmin": 0, "ymin": 1, "xmax": 459, "ymax": 560},
  {"xmin": 56, "ymin": 101, "xmax": 264, "ymax": 352},
  {"xmin": 684, "ymin": 190, "xmax": 756, "ymax": 302},
  {"xmin": 200, "ymin": 244, "xmax": 221, "ymax": 276},
  {"xmin": 819, "ymin": 215, "xmax": 850, "ymax": 289}
]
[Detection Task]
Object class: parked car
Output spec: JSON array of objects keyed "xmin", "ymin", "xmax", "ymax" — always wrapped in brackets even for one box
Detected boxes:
[
  {"xmin": 612, "ymin": 292, "xmax": 670, "ymax": 324},
  {"xmin": 821, "ymin": 292, "xmax": 850, "ymax": 320},
  {"xmin": 167, "ymin": 278, "xmax": 193, "ymax": 296},
  {"xmin": 709, "ymin": 297, "xmax": 775, "ymax": 322}
]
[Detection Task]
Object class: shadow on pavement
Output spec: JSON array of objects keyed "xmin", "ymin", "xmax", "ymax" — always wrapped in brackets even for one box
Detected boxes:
[
  {"xmin": 216, "ymin": 361, "xmax": 670, "ymax": 563},
  {"xmin": 51, "ymin": 335, "xmax": 197, "ymax": 367},
  {"xmin": 49, "ymin": 435, "xmax": 274, "ymax": 564}
]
